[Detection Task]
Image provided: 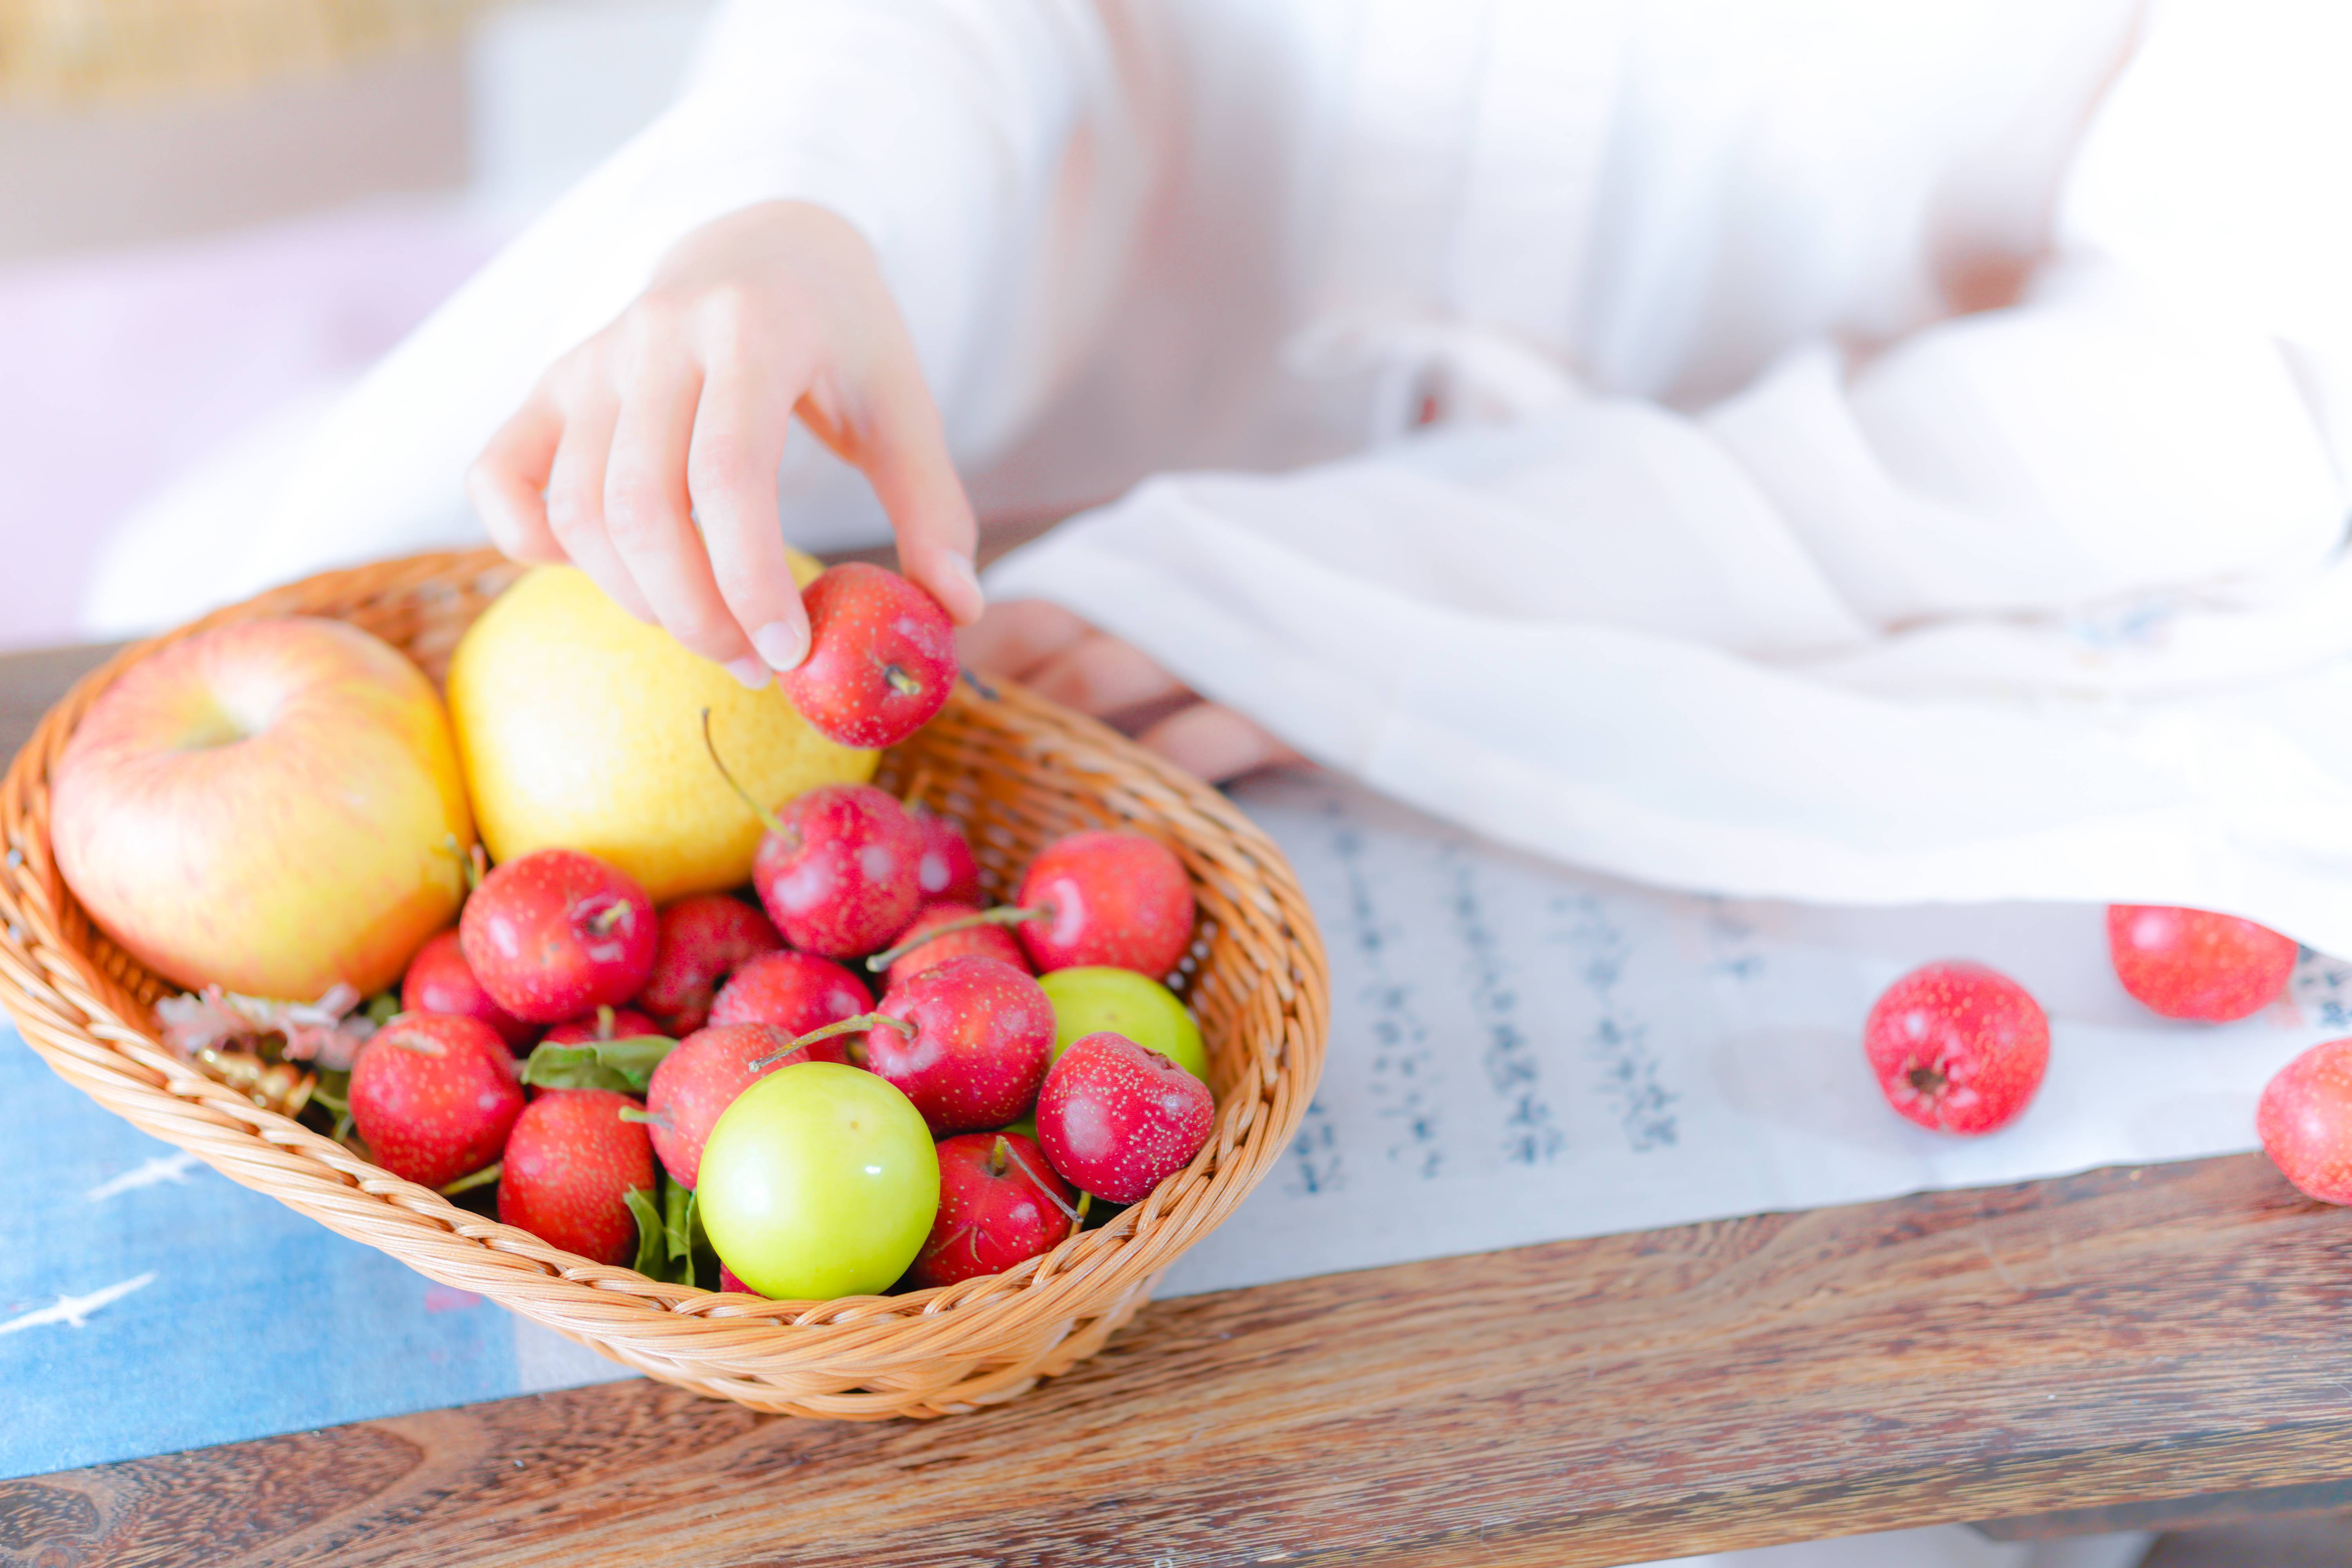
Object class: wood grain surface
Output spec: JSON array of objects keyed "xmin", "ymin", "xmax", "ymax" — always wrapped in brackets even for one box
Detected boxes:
[{"xmin": 10, "ymin": 1154, "xmax": 2352, "ymax": 1568}]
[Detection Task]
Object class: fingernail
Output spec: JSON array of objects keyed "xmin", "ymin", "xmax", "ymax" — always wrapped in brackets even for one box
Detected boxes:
[
  {"xmin": 724, "ymin": 656, "xmax": 771, "ymax": 691},
  {"xmin": 941, "ymin": 553, "xmax": 984, "ymax": 615},
  {"xmin": 753, "ymin": 620, "xmax": 809, "ymax": 672}
]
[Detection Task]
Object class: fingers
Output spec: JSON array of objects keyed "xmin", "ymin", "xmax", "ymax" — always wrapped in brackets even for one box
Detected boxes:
[
  {"xmin": 1139, "ymin": 703, "xmax": 1304, "ymax": 783},
  {"xmin": 860, "ymin": 358, "xmax": 983, "ymax": 626},
  {"xmin": 468, "ymin": 397, "xmax": 565, "ymax": 563},
  {"xmin": 602, "ymin": 335, "xmax": 768, "ymax": 681},
  {"xmin": 541, "ymin": 385, "xmax": 657, "ymax": 623},
  {"xmin": 1025, "ymin": 633, "xmax": 1191, "ymax": 717},
  {"xmin": 692, "ymin": 332, "xmax": 815, "ymax": 675},
  {"xmin": 957, "ymin": 599, "xmax": 1093, "ymax": 679}
]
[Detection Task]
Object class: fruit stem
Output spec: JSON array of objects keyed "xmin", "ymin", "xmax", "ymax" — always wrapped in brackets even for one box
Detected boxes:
[
  {"xmin": 617, "ymin": 1106, "xmax": 675, "ymax": 1131},
  {"xmin": 750, "ymin": 1012, "xmax": 911, "ymax": 1071},
  {"xmin": 439, "ymin": 1161, "xmax": 502, "ymax": 1196},
  {"xmin": 995, "ymin": 1137, "xmax": 1084, "ymax": 1227},
  {"xmin": 700, "ymin": 707, "xmax": 792, "ymax": 840},
  {"xmin": 595, "ymin": 1004, "xmax": 617, "ymax": 1039},
  {"xmin": 882, "ymin": 664, "xmax": 922, "ymax": 697},
  {"xmin": 866, "ymin": 905, "xmax": 1051, "ymax": 972}
]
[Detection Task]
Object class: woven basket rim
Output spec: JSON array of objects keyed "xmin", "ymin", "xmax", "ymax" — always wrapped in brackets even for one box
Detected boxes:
[{"xmin": 0, "ymin": 549, "xmax": 1330, "ymax": 1417}]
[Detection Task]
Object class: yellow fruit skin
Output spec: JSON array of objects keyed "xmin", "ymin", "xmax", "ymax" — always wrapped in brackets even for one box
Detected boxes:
[{"xmin": 446, "ymin": 560, "xmax": 876, "ymax": 902}]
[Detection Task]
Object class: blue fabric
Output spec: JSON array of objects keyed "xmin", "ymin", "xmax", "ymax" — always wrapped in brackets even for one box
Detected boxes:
[{"xmin": 0, "ymin": 1023, "xmax": 621, "ymax": 1481}]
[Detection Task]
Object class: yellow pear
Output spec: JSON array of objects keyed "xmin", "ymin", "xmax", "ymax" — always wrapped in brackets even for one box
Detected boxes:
[{"xmin": 446, "ymin": 557, "xmax": 876, "ymax": 902}]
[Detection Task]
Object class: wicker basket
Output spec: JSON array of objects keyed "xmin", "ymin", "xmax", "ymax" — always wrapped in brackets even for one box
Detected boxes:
[{"xmin": 0, "ymin": 550, "xmax": 1328, "ymax": 1419}]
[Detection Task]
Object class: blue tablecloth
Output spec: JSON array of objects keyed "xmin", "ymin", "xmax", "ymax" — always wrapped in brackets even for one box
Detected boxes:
[{"xmin": 0, "ymin": 1024, "xmax": 630, "ymax": 1481}]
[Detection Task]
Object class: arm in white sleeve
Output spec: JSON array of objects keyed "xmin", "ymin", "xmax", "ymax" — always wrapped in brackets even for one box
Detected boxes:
[
  {"xmin": 237, "ymin": 0, "xmax": 1155, "ymax": 586},
  {"xmin": 987, "ymin": 0, "xmax": 2352, "ymax": 949}
]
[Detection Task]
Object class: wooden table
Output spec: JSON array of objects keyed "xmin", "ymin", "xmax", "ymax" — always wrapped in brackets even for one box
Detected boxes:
[{"xmin": 7, "ymin": 641, "xmax": 2352, "ymax": 1568}]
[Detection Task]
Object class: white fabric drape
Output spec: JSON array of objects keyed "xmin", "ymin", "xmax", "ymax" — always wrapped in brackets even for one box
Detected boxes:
[{"xmin": 92, "ymin": 0, "xmax": 2352, "ymax": 948}]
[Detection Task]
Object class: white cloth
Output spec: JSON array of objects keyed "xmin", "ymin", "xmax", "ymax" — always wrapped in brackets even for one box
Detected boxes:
[{"xmin": 93, "ymin": 0, "xmax": 2352, "ymax": 955}]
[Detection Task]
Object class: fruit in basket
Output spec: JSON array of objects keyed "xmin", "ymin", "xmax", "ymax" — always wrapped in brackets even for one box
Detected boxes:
[
  {"xmin": 746, "ymin": 782, "xmax": 926, "ymax": 958},
  {"xmin": 912, "ymin": 809, "xmax": 983, "ymax": 904},
  {"xmin": 541, "ymin": 1006, "xmax": 661, "ymax": 1046},
  {"xmin": 875, "ymin": 900, "xmax": 1031, "ymax": 989},
  {"xmin": 1015, "ymin": 831, "xmax": 1196, "ymax": 978},
  {"xmin": 1038, "ymin": 966, "xmax": 1208, "ymax": 1082},
  {"xmin": 834, "ymin": 956, "xmax": 1056, "ymax": 1136},
  {"xmin": 780, "ymin": 563, "xmax": 959, "ymax": 749},
  {"xmin": 2259, "ymin": 1038, "xmax": 2352, "ymax": 1203},
  {"xmin": 2107, "ymin": 905, "xmax": 2297, "ymax": 1023},
  {"xmin": 459, "ymin": 849, "xmax": 658, "ymax": 1024},
  {"xmin": 708, "ymin": 949, "xmax": 870, "ymax": 1034},
  {"xmin": 1035, "ymin": 1030, "xmax": 1215, "ymax": 1203},
  {"xmin": 446, "ymin": 560, "xmax": 874, "ymax": 904},
  {"xmin": 498, "ymin": 1088, "xmax": 658, "ymax": 1265},
  {"xmin": 348, "ymin": 1013, "xmax": 526, "ymax": 1189},
  {"xmin": 697, "ymin": 1062, "xmax": 940, "ymax": 1299},
  {"xmin": 1863, "ymin": 961, "xmax": 2048, "ymax": 1135},
  {"xmin": 49, "ymin": 617, "xmax": 473, "ymax": 999},
  {"xmin": 907, "ymin": 1132, "xmax": 1078, "ymax": 1289},
  {"xmin": 403, "ymin": 928, "xmax": 536, "ymax": 1051},
  {"xmin": 642, "ymin": 1022, "xmax": 846, "ymax": 1187},
  {"xmin": 636, "ymin": 895, "xmax": 782, "ymax": 1036}
]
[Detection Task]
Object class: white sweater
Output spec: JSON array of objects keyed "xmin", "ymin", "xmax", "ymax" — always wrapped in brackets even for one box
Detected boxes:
[{"xmin": 176, "ymin": 0, "xmax": 2352, "ymax": 946}]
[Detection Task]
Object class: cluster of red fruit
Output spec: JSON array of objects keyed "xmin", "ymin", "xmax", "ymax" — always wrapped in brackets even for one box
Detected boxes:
[
  {"xmin": 1860, "ymin": 902, "xmax": 2352, "ymax": 1205},
  {"xmin": 344, "ymin": 778, "xmax": 1214, "ymax": 1298}
]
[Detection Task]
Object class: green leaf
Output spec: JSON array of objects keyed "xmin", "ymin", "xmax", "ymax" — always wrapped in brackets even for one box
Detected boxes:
[
  {"xmin": 664, "ymin": 1179, "xmax": 692, "ymax": 1266},
  {"xmin": 363, "ymin": 991, "xmax": 402, "ymax": 1027},
  {"xmin": 522, "ymin": 1034, "xmax": 678, "ymax": 1093},
  {"xmin": 625, "ymin": 1186, "xmax": 666, "ymax": 1278}
]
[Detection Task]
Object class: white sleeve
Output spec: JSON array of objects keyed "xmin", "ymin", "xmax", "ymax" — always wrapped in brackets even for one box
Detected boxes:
[
  {"xmin": 987, "ymin": 0, "xmax": 2352, "ymax": 952},
  {"xmin": 240, "ymin": 0, "xmax": 1152, "ymax": 581}
]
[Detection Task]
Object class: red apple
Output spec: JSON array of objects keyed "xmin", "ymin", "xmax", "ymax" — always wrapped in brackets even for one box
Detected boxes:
[
  {"xmin": 749, "ymin": 783, "xmax": 925, "ymax": 958},
  {"xmin": 459, "ymin": 848, "xmax": 657, "ymax": 1024},
  {"xmin": 877, "ymin": 900, "xmax": 1032, "ymax": 990},
  {"xmin": 708, "ymin": 950, "xmax": 871, "ymax": 1034},
  {"xmin": 1034, "ymin": 1030, "xmax": 1214, "ymax": 1203},
  {"xmin": 1863, "ymin": 961, "xmax": 2049, "ymax": 1135},
  {"xmin": 2260, "ymin": 1038, "xmax": 2352, "ymax": 1203},
  {"xmin": 642, "ymin": 1022, "xmax": 845, "ymax": 1187},
  {"xmin": 906, "ymin": 1132, "xmax": 1078, "ymax": 1288},
  {"xmin": 497, "ymin": 1088, "xmax": 657, "ymax": 1265},
  {"xmin": 2107, "ymin": 905, "xmax": 2297, "ymax": 1023},
  {"xmin": 49, "ymin": 617, "xmax": 473, "ymax": 998},
  {"xmin": 911, "ymin": 809, "xmax": 983, "ymax": 904},
  {"xmin": 1016, "ymin": 831, "xmax": 1195, "ymax": 978},
  {"xmin": 829, "ymin": 956, "xmax": 1054, "ymax": 1136},
  {"xmin": 348, "ymin": 1013, "xmax": 524, "ymax": 1189},
  {"xmin": 780, "ymin": 563, "xmax": 958, "ymax": 749},
  {"xmin": 541, "ymin": 1007, "xmax": 662, "ymax": 1046},
  {"xmin": 402, "ymin": 927, "xmax": 536, "ymax": 1051},
  {"xmin": 636, "ymin": 894, "xmax": 783, "ymax": 1036}
]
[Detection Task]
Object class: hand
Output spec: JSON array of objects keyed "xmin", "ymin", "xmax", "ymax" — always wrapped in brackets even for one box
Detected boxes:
[
  {"xmin": 960, "ymin": 600, "xmax": 1302, "ymax": 783},
  {"xmin": 466, "ymin": 201, "xmax": 982, "ymax": 687}
]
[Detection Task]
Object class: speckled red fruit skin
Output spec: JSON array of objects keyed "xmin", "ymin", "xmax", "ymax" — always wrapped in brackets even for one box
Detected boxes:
[
  {"xmin": 496, "ymin": 1088, "xmax": 657, "ymax": 1265},
  {"xmin": 911, "ymin": 810, "xmax": 983, "ymax": 905},
  {"xmin": 1035, "ymin": 1030, "xmax": 1214, "ymax": 1203},
  {"xmin": 884, "ymin": 901, "xmax": 1032, "ymax": 990},
  {"xmin": 779, "ymin": 563, "xmax": 958, "ymax": 749},
  {"xmin": 866, "ymin": 956, "xmax": 1055, "ymax": 1136},
  {"xmin": 1015, "ymin": 831, "xmax": 1195, "ymax": 978},
  {"xmin": 907, "ymin": 1132, "xmax": 1077, "ymax": 1289},
  {"xmin": 2258, "ymin": 1038, "xmax": 2352, "ymax": 1203},
  {"xmin": 750, "ymin": 783, "xmax": 924, "ymax": 958},
  {"xmin": 642, "ymin": 1022, "xmax": 846, "ymax": 1188},
  {"xmin": 636, "ymin": 895, "xmax": 782, "ymax": 1036},
  {"xmin": 2107, "ymin": 905, "xmax": 2297, "ymax": 1023},
  {"xmin": 540, "ymin": 1007, "xmax": 662, "ymax": 1046},
  {"xmin": 717, "ymin": 1263, "xmax": 763, "ymax": 1296},
  {"xmin": 402, "ymin": 927, "xmax": 537, "ymax": 1051},
  {"xmin": 1863, "ymin": 960, "xmax": 2049, "ymax": 1136},
  {"xmin": 459, "ymin": 849, "xmax": 657, "ymax": 1024},
  {"xmin": 348, "ymin": 1013, "xmax": 524, "ymax": 1188},
  {"xmin": 708, "ymin": 949, "xmax": 870, "ymax": 1034}
]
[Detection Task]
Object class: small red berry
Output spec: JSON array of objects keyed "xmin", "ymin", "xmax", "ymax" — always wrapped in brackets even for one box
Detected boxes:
[
  {"xmin": 636, "ymin": 895, "xmax": 783, "ymax": 1037},
  {"xmin": 497, "ymin": 1089, "xmax": 657, "ymax": 1265},
  {"xmin": 2107, "ymin": 905, "xmax": 2296, "ymax": 1023},
  {"xmin": 2259, "ymin": 1037, "xmax": 2352, "ymax": 1204},
  {"xmin": 1862, "ymin": 960, "xmax": 2049, "ymax": 1136},
  {"xmin": 348, "ymin": 1014, "xmax": 524, "ymax": 1188},
  {"xmin": 401, "ymin": 928, "xmax": 537, "ymax": 1051},
  {"xmin": 882, "ymin": 900, "xmax": 1032, "ymax": 990}
]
